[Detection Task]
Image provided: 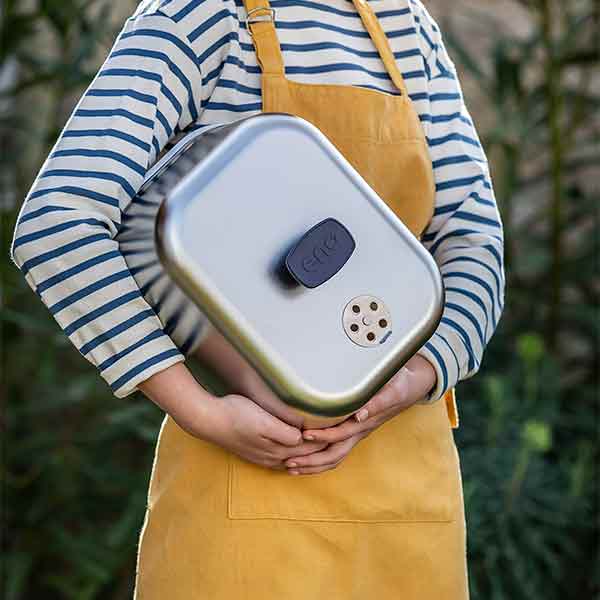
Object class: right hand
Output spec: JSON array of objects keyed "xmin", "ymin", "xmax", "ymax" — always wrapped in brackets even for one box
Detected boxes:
[
  {"xmin": 206, "ymin": 394, "xmax": 328, "ymax": 469},
  {"xmin": 139, "ymin": 363, "xmax": 327, "ymax": 470}
]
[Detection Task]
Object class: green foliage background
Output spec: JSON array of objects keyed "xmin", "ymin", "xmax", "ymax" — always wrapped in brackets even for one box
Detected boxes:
[{"xmin": 1, "ymin": 1, "xmax": 598, "ymax": 599}]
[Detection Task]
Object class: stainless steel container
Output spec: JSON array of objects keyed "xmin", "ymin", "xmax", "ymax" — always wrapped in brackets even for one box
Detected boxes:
[{"xmin": 118, "ymin": 114, "xmax": 443, "ymax": 427}]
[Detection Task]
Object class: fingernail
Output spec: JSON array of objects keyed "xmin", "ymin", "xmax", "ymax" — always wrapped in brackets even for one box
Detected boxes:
[
  {"xmin": 289, "ymin": 470, "xmax": 299, "ymax": 476},
  {"xmin": 288, "ymin": 462, "xmax": 297, "ymax": 468},
  {"xmin": 304, "ymin": 434, "xmax": 315, "ymax": 441},
  {"xmin": 356, "ymin": 409, "xmax": 368, "ymax": 422}
]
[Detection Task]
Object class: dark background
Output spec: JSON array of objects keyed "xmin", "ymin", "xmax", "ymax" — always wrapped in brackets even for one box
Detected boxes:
[{"xmin": 1, "ymin": 1, "xmax": 598, "ymax": 598}]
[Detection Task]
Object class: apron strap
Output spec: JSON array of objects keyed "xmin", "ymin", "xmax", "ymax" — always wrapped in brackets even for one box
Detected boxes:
[
  {"xmin": 351, "ymin": 0, "xmax": 408, "ymax": 95},
  {"xmin": 243, "ymin": 0, "xmax": 285, "ymax": 75},
  {"xmin": 244, "ymin": 0, "xmax": 409, "ymax": 94},
  {"xmin": 444, "ymin": 388, "xmax": 460, "ymax": 429}
]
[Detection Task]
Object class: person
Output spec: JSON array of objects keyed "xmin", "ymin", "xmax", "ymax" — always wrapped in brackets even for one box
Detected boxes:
[{"xmin": 10, "ymin": 0, "xmax": 505, "ymax": 598}]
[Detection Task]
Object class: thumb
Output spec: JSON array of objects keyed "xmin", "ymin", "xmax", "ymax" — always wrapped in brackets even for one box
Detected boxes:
[
  {"xmin": 263, "ymin": 414, "xmax": 303, "ymax": 447},
  {"xmin": 355, "ymin": 369, "xmax": 409, "ymax": 422}
]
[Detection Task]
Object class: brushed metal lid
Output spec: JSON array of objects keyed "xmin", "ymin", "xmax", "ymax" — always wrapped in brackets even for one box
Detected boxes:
[{"xmin": 157, "ymin": 114, "xmax": 443, "ymax": 417}]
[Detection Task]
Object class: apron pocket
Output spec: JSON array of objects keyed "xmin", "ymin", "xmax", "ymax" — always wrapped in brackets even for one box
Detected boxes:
[{"xmin": 228, "ymin": 400, "xmax": 459, "ymax": 523}]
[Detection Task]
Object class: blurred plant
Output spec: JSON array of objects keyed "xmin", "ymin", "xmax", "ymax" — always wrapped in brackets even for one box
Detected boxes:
[
  {"xmin": 445, "ymin": 0, "xmax": 599, "ymax": 353},
  {"xmin": 1, "ymin": 2, "xmax": 146, "ymax": 599},
  {"xmin": 458, "ymin": 333, "xmax": 597, "ymax": 600},
  {"xmin": 1, "ymin": 0, "xmax": 116, "ymax": 198},
  {"xmin": 442, "ymin": 1, "xmax": 599, "ymax": 598}
]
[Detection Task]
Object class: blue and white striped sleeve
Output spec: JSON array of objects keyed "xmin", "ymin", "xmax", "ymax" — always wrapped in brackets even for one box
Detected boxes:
[
  {"xmin": 412, "ymin": 2, "xmax": 506, "ymax": 403},
  {"xmin": 10, "ymin": 10, "xmax": 206, "ymax": 398}
]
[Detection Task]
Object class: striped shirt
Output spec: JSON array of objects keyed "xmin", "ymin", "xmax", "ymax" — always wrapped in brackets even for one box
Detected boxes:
[{"xmin": 10, "ymin": 0, "xmax": 505, "ymax": 402}]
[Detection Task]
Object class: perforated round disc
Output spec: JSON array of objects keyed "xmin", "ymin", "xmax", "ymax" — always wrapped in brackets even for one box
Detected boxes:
[{"xmin": 342, "ymin": 295, "xmax": 392, "ymax": 347}]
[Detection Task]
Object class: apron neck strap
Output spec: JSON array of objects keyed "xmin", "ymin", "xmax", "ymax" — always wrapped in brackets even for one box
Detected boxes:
[
  {"xmin": 244, "ymin": 0, "xmax": 285, "ymax": 75},
  {"xmin": 351, "ymin": 0, "xmax": 408, "ymax": 95},
  {"xmin": 243, "ymin": 0, "xmax": 408, "ymax": 95}
]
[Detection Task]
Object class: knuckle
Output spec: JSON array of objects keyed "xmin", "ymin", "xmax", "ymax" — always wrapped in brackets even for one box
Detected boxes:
[
  {"xmin": 375, "ymin": 392, "xmax": 392, "ymax": 410},
  {"xmin": 371, "ymin": 397, "xmax": 389, "ymax": 415},
  {"xmin": 256, "ymin": 432, "xmax": 272, "ymax": 447},
  {"xmin": 391, "ymin": 376, "xmax": 408, "ymax": 402},
  {"xmin": 332, "ymin": 448, "xmax": 346, "ymax": 461},
  {"xmin": 272, "ymin": 448, "xmax": 287, "ymax": 460},
  {"xmin": 324, "ymin": 448, "xmax": 338, "ymax": 461},
  {"xmin": 260, "ymin": 416, "xmax": 275, "ymax": 432},
  {"xmin": 284, "ymin": 431, "xmax": 302, "ymax": 447},
  {"xmin": 283, "ymin": 449, "xmax": 300, "ymax": 461}
]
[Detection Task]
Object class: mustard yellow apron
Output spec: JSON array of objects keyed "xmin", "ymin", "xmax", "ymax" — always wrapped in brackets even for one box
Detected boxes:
[{"xmin": 134, "ymin": 1, "xmax": 468, "ymax": 597}]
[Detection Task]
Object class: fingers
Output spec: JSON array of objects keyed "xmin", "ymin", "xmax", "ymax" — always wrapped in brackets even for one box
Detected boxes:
[
  {"xmin": 302, "ymin": 420, "xmax": 359, "ymax": 444},
  {"xmin": 303, "ymin": 399, "xmax": 406, "ymax": 444},
  {"xmin": 302, "ymin": 416, "xmax": 368, "ymax": 444},
  {"xmin": 288, "ymin": 463, "xmax": 340, "ymax": 475},
  {"xmin": 282, "ymin": 440, "xmax": 329, "ymax": 459},
  {"xmin": 285, "ymin": 437, "xmax": 357, "ymax": 473},
  {"xmin": 300, "ymin": 371, "xmax": 410, "ymax": 444},
  {"xmin": 353, "ymin": 369, "xmax": 410, "ymax": 423},
  {"xmin": 262, "ymin": 415, "xmax": 303, "ymax": 447},
  {"xmin": 264, "ymin": 461, "xmax": 283, "ymax": 470},
  {"xmin": 354, "ymin": 355, "xmax": 436, "ymax": 422},
  {"xmin": 247, "ymin": 441, "xmax": 328, "ymax": 470},
  {"xmin": 250, "ymin": 439, "xmax": 340, "ymax": 471}
]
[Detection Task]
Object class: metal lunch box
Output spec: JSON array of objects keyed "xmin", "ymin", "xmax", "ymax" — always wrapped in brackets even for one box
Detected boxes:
[{"xmin": 118, "ymin": 114, "xmax": 444, "ymax": 427}]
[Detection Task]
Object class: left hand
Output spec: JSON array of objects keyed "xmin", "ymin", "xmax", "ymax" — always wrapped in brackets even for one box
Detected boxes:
[{"xmin": 285, "ymin": 354, "xmax": 437, "ymax": 475}]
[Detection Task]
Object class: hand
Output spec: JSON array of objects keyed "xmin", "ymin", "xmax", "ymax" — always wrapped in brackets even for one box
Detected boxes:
[
  {"xmin": 195, "ymin": 325, "xmax": 312, "ymax": 429},
  {"xmin": 138, "ymin": 363, "xmax": 327, "ymax": 471},
  {"xmin": 284, "ymin": 354, "xmax": 437, "ymax": 475},
  {"xmin": 208, "ymin": 394, "xmax": 328, "ymax": 469},
  {"xmin": 285, "ymin": 431, "xmax": 369, "ymax": 475}
]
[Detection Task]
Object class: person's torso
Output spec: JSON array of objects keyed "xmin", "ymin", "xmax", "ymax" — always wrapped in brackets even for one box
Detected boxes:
[
  {"xmin": 139, "ymin": 0, "xmax": 434, "ymax": 152},
  {"xmin": 122, "ymin": 0, "xmax": 436, "ymax": 354}
]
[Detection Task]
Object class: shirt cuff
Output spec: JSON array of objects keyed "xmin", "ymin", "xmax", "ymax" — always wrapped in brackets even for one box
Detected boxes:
[
  {"xmin": 415, "ymin": 338, "xmax": 454, "ymax": 405},
  {"xmin": 109, "ymin": 341, "xmax": 186, "ymax": 399}
]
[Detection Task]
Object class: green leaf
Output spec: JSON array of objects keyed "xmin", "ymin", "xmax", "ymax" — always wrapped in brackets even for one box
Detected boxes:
[{"xmin": 522, "ymin": 420, "xmax": 553, "ymax": 453}]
